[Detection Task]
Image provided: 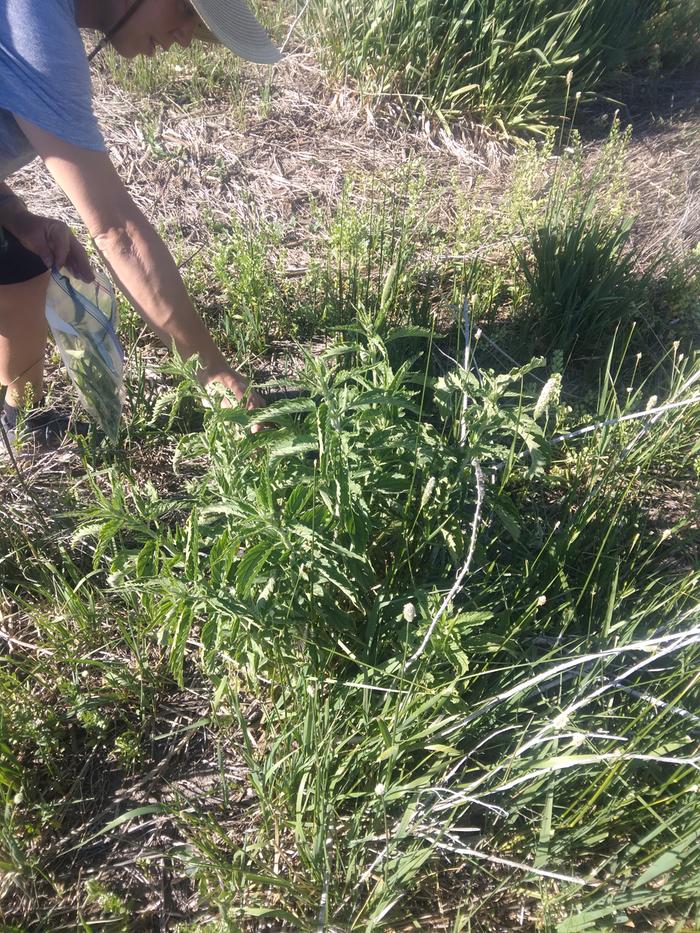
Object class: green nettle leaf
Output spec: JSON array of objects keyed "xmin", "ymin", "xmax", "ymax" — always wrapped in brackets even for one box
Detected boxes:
[
  {"xmin": 267, "ymin": 434, "xmax": 319, "ymax": 463},
  {"xmin": 250, "ymin": 397, "xmax": 318, "ymax": 424},
  {"xmin": 236, "ymin": 542, "xmax": 275, "ymax": 597},
  {"xmin": 524, "ymin": 430, "xmax": 550, "ymax": 477},
  {"xmin": 380, "ymin": 261, "xmax": 398, "ymax": 313},
  {"xmin": 315, "ymin": 559, "xmax": 362, "ymax": 607}
]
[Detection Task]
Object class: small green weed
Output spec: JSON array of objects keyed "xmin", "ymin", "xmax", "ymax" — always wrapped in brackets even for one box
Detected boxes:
[
  {"xmin": 302, "ymin": 169, "xmax": 442, "ymax": 331},
  {"xmin": 209, "ymin": 215, "xmax": 291, "ymax": 355},
  {"xmin": 99, "ymin": 42, "xmax": 246, "ymax": 106}
]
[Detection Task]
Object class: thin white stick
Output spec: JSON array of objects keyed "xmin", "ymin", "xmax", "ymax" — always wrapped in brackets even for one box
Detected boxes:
[
  {"xmin": 486, "ymin": 392, "xmax": 700, "ymax": 475},
  {"xmin": 421, "ymin": 832, "xmax": 597, "ymax": 887},
  {"xmin": 551, "ymin": 394, "xmax": 700, "ymax": 445},
  {"xmin": 474, "ymin": 752, "xmax": 699, "ymax": 799},
  {"xmin": 405, "ymin": 458, "xmax": 485, "ymax": 670},
  {"xmin": 441, "ymin": 615, "xmax": 700, "ymax": 737},
  {"xmin": 619, "ymin": 365, "xmax": 700, "ymax": 460},
  {"xmin": 617, "ymin": 678, "xmax": 700, "ymax": 729}
]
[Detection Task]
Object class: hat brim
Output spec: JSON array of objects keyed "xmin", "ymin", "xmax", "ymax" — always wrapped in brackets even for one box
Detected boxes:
[{"xmin": 190, "ymin": 0, "xmax": 282, "ymax": 64}]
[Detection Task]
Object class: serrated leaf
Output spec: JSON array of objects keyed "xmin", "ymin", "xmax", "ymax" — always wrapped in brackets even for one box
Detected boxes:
[
  {"xmin": 71, "ymin": 522, "xmax": 106, "ymax": 545},
  {"xmin": 236, "ymin": 542, "xmax": 274, "ymax": 597},
  {"xmin": 380, "ymin": 262, "xmax": 398, "ymax": 312},
  {"xmin": 384, "ymin": 326, "xmax": 433, "ymax": 342},
  {"xmin": 492, "ymin": 502, "xmax": 521, "ymax": 540},
  {"xmin": 267, "ymin": 434, "xmax": 318, "ymax": 462},
  {"xmin": 347, "ymin": 391, "xmax": 421, "ymax": 414},
  {"xmin": 315, "ymin": 560, "xmax": 360, "ymax": 606},
  {"xmin": 250, "ymin": 397, "xmax": 317, "ymax": 424}
]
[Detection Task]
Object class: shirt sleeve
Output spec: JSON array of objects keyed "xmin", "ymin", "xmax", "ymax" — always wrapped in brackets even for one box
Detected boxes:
[{"xmin": 0, "ymin": 0, "xmax": 106, "ymax": 151}]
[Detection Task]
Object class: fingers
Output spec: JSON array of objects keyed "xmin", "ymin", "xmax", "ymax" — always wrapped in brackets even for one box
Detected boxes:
[
  {"xmin": 246, "ymin": 389, "xmax": 276, "ymax": 433},
  {"xmin": 45, "ymin": 221, "xmax": 94, "ymax": 282},
  {"xmin": 246, "ymin": 388, "xmax": 268, "ymax": 411},
  {"xmin": 66, "ymin": 234, "xmax": 95, "ymax": 283},
  {"xmin": 43, "ymin": 219, "xmax": 71, "ymax": 271}
]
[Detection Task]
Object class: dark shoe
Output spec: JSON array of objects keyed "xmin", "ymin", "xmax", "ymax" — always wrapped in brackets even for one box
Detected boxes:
[{"xmin": 1, "ymin": 406, "xmax": 90, "ymax": 452}]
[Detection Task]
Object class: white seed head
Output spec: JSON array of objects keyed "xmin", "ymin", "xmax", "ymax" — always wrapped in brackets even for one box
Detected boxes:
[
  {"xmin": 375, "ymin": 782, "xmax": 386, "ymax": 796},
  {"xmin": 403, "ymin": 602, "xmax": 416, "ymax": 623},
  {"xmin": 534, "ymin": 374, "xmax": 562, "ymax": 420},
  {"xmin": 420, "ymin": 476, "xmax": 437, "ymax": 511}
]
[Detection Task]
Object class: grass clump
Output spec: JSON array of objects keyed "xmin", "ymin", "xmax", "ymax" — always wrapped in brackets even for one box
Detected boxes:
[
  {"xmin": 306, "ymin": 0, "xmax": 655, "ymax": 130},
  {"xmin": 208, "ymin": 214, "xmax": 291, "ymax": 356},
  {"xmin": 516, "ymin": 201, "xmax": 644, "ymax": 359}
]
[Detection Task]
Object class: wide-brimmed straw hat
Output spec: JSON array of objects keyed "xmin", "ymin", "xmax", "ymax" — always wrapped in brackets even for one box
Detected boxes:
[{"xmin": 190, "ymin": 0, "xmax": 282, "ymax": 63}]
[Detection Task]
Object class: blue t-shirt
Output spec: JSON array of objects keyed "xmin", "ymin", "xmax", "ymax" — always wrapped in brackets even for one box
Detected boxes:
[{"xmin": 0, "ymin": 0, "xmax": 106, "ymax": 181}]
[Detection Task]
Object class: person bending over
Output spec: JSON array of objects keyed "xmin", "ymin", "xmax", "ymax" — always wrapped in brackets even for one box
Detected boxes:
[{"xmin": 0, "ymin": 0, "xmax": 280, "ymax": 446}]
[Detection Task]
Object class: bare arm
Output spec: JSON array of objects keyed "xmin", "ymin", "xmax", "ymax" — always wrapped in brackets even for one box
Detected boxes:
[{"xmin": 14, "ymin": 116, "xmax": 261, "ymax": 404}]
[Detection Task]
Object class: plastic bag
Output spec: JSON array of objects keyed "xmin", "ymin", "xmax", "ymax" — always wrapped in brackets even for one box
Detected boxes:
[{"xmin": 45, "ymin": 267, "xmax": 124, "ymax": 441}]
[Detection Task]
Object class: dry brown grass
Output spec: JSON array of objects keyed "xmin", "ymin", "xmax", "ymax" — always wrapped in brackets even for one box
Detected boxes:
[{"xmin": 9, "ymin": 50, "xmax": 698, "ymax": 274}]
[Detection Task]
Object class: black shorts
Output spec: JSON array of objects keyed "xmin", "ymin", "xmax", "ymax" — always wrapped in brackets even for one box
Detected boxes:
[{"xmin": 0, "ymin": 227, "xmax": 48, "ymax": 285}]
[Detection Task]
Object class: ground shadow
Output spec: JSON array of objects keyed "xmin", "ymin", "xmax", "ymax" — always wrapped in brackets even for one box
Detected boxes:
[{"xmin": 575, "ymin": 66, "xmax": 700, "ymax": 142}]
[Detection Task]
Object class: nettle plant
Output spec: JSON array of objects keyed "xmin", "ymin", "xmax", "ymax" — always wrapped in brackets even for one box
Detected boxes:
[{"xmin": 92, "ymin": 314, "xmax": 548, "ymax": 681}]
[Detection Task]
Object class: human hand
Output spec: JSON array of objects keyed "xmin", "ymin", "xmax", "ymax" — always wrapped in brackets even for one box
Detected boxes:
[
  {"xmin": 204, "ymin": 370, "xmax": 270, "ymax": 433},
  {"xmin": 7, "ymin": 211, "xmax": 93, "ymax": 283}
]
